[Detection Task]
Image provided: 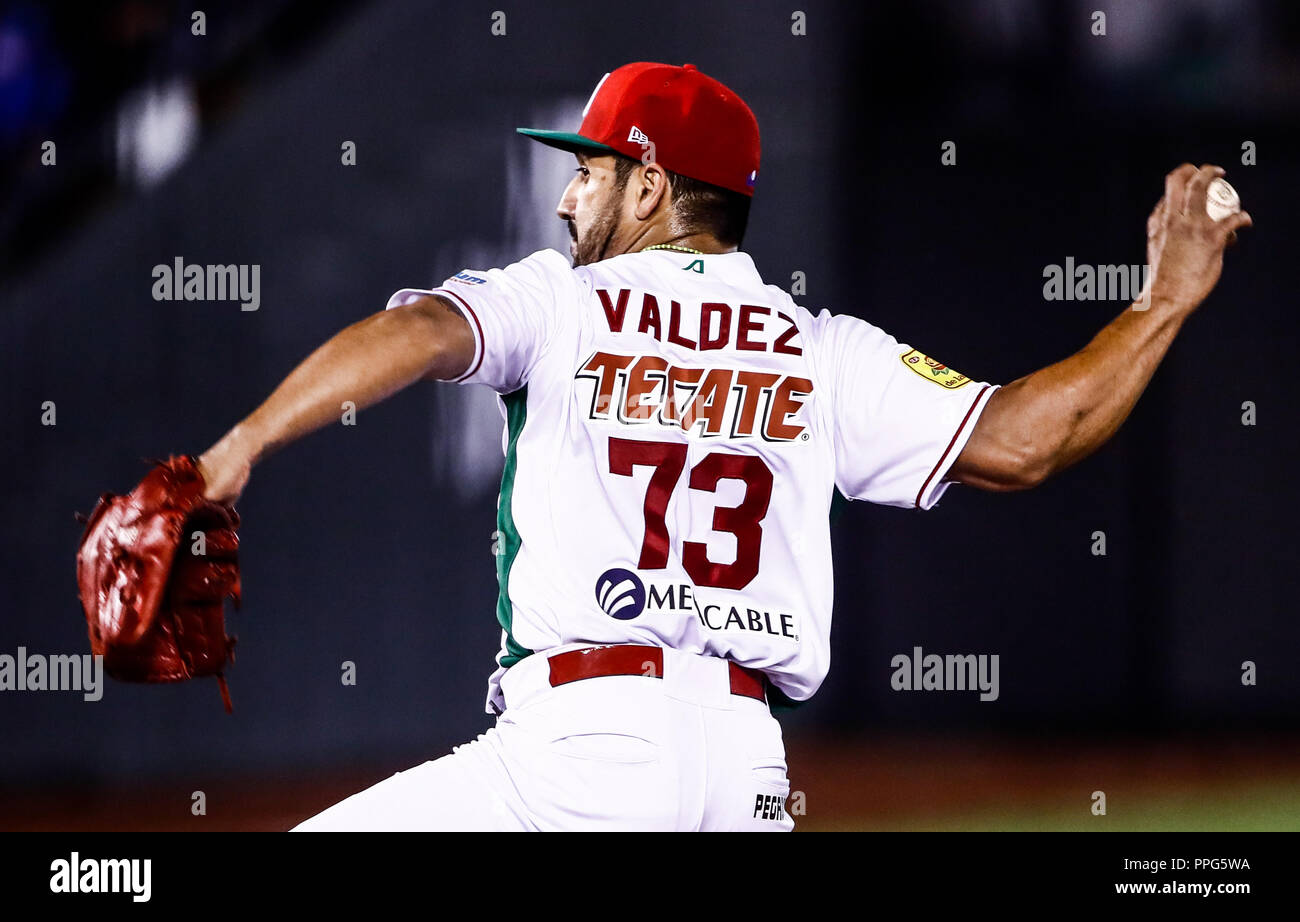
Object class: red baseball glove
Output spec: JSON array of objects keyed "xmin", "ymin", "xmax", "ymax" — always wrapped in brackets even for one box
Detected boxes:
[{"xmin": 76, "ymin": 455, "xmax": 242, "ymax": 711}]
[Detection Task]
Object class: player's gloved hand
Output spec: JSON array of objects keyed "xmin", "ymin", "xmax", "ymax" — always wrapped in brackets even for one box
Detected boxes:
[
  {"xmin": 76, "ymin": 456, "xmax": 243, "ymax": 711},
  {"xmin": 1144, "ymin": 163, "xmax": 1252, "ymax": 312}
]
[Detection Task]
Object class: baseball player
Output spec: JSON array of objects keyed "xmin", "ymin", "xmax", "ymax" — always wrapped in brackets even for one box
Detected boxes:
[{"xmin": 182, "ymin": 62, "xmax": 1249, "ymax": 830}]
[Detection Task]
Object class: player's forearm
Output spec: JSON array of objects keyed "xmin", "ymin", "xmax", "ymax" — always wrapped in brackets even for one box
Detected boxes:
[
  {"xmin": 972, "ymin": 296, "xmax": 1191, "ymax": 488},
  {"xmin": 240, "ymin": 308, "xmax": 450, "ymax": 461},
  {"xmin": 199, "ymin": 299, "xmax": 471, "ymax": 500}
]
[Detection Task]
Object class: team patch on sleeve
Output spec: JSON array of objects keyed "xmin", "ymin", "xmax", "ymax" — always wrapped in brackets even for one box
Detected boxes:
[{"xmin": 900, "ymin": 349, "xmax": 970, "ymax": 389}]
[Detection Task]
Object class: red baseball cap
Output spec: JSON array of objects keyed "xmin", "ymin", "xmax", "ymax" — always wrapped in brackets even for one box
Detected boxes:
[{"xmin": 517, "ymin": 62, "xmax": 761, "ymax": 197}]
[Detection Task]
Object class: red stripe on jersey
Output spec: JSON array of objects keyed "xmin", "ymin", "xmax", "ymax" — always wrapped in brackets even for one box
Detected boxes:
[
  {"xmin": 435, "ymin": 288, "xmax": 486, "ymax": 383},
  {"xmin": 914, "ymin": 384, "xmax": 992, "ymax": 509}
]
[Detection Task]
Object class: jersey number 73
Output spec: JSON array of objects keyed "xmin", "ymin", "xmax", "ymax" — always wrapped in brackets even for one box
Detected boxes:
[{"xmin": 608, "ymin": 436, "xmax": 773, "ymax": 591}]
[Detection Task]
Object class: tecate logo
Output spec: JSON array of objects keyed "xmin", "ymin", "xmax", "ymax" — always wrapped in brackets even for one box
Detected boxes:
[{"xmin": 595, "ymin": 568, "xmax": 646, "ymax": 620}]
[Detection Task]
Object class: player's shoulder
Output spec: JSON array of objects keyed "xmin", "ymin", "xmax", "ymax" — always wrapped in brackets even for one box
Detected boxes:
[
  {"xmin": 502, "ymin": 247, "xmax": 579, "ymax": 279},
  {"xmin": 796, "ymin": 301, "xmax": 896, "ymax": 348},
  {"xmin": 456, "ymin": 248, "xmax": 587, "ymax": 299},
  {"xmin": 763, "ymin": 296, "xmax": 895, "ymax": 370}
]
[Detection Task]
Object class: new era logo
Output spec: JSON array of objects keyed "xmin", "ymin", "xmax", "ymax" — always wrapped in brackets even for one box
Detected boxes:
[{"xmin": 627, "ymin": 125, "xmax": 650, "ymax": 145}]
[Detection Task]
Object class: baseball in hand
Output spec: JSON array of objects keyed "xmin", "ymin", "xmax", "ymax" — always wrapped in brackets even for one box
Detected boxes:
[{"xmin": 1205, "ymin": 177, "xmax": 1241, "ymax": 222}]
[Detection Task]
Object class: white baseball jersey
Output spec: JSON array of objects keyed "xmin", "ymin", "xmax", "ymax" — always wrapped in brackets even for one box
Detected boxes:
[{"xmin": 387, "ymin": 248, "xmax": 999, "ymax": 715}]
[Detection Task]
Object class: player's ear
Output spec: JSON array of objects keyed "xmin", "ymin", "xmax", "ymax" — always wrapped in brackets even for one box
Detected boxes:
[{"xmin": 633, "ymin": 162, "xmax": 671, "ymax": 221}]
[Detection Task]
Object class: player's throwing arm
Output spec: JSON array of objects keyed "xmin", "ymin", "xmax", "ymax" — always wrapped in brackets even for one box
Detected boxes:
[
  {"xmin": 947, "ymin": 164, "xmax": 1251, "ymax": 490},
  {"xmin": 196, "ymin": 293, "xmax": 477, "ymax": 503}
]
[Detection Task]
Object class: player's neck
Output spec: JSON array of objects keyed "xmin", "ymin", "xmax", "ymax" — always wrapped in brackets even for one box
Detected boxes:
[{"xmin": 624, "ymin": 228, "xmax": 737, "ymax": 257}]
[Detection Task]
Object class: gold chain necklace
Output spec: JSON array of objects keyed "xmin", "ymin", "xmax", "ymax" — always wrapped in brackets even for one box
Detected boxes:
[{"xmin": 643, "ymin": 243, "xmax": 704, "ymax": 255}]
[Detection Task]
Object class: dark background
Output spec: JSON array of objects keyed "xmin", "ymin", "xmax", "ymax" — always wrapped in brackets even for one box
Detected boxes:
[{"xmin": 1, "ymin": 0, "xmax": 1296, "ymax": 829}]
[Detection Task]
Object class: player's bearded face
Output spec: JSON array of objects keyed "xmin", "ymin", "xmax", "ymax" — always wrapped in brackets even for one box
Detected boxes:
[{"xmin": 560, "ymin": 155, "xmax": 629, "ymax": 267}]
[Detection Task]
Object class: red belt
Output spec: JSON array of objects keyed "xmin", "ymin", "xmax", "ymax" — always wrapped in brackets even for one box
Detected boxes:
[{"xmin": 547, "ymin": 645, "xmax": 767, "ymax": 702}]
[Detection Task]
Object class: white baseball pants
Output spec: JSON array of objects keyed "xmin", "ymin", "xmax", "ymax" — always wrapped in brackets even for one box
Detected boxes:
[{"xmin": 293, "ymin": 643, "xmax": 795, "ymax": 831}]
